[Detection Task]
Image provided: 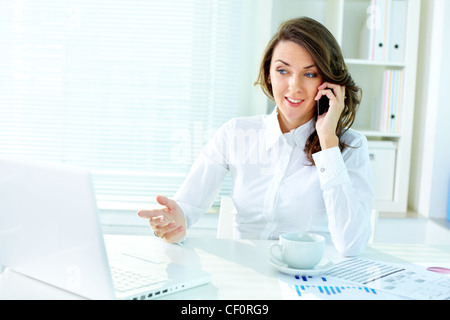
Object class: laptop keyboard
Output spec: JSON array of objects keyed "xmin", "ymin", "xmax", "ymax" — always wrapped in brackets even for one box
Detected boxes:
[{"xmin": 111, "ymin": 265, "xmax": 167, "ymax": 292}]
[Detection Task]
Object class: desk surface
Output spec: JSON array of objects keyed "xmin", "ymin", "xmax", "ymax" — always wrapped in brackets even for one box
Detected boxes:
[{"xmin": 1, "ymin": 235, "xmax": 449, "ymax": 300}]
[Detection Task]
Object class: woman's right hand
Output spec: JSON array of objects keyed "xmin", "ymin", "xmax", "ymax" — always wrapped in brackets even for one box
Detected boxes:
[{"xmin": 137, "ymin": 195, "xmax": 186, "ymax": 243}]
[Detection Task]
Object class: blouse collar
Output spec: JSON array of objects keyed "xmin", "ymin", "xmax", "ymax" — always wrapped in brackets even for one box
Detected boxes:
[{"xmin": 264, "ymin": 106, "xmax": 315, "ymax": 151}]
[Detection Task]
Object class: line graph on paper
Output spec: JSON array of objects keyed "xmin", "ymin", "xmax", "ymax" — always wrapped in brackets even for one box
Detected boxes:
[{"xmin": 278, "ymin": 274, "xmax": 397, "ymax": 300}]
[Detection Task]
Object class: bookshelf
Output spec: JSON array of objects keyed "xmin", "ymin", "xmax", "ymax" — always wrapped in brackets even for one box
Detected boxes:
[{"xmin": 269, "ymin": 0, "xmax": 421, "ymax": 214}]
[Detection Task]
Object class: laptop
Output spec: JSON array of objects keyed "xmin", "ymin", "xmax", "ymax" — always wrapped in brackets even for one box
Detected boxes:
[{"xmin": 0, "ymin": 156, "xmax": 210, "ymax": 300}]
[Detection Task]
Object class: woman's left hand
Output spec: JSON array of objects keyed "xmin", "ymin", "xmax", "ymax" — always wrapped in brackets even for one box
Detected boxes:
[{"xmin": 314, "ymin": 82, "xmax": 346, "ymax": 150}]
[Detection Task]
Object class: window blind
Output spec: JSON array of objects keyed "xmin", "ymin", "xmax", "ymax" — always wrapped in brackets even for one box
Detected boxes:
[{"xmin": 0, "ymin": 0, "xmax": 242, "ymax": 213}]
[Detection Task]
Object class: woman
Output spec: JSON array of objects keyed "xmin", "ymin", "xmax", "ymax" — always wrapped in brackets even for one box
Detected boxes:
[{"xmin": 138, "ymin": 17, "xmax": 374, "ymax": 256}]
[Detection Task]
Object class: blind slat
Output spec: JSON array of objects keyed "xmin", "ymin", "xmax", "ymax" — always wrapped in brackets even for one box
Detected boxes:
[{"xmin": 0, "ymin": 0, "xmax": 240, "ymax": 212}]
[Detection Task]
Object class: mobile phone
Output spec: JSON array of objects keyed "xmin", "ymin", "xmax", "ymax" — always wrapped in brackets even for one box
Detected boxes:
[{"xmin": 317, "ymin": 88, "xmax": 332, "ymax": 115}]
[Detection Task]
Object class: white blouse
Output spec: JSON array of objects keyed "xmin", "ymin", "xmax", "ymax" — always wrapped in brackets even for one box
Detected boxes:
[{"xmin": 174, "ymin": 108, "xmax": 374, "ymax": 256}]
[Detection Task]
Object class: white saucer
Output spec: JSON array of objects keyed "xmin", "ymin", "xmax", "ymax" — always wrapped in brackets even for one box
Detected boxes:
[{"xmin": 269, "ymin": 257, "xmax": 334, "ymax": 276}]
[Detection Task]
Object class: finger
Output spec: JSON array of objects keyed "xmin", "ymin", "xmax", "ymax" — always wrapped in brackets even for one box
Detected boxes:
[
  {"xmin": 153, "ymin": 221, "xmax": 177, "ymax": 237},
  {"xmin": 160, "ymin": 225, "xmax": 185, "ymax": 242},
  {"xmin": 315, "ymin": 88, "xmax": 334, "ymax": 101},
  {"xmin": 137, "ymin": 208, "xmax": 167, "ymax": 219},
  {"xmin": 138, "ymin": 195, "xmax": 174, "ymax": 219},
  {"xmin": 326, "ymin": 83, "xmax": 346, "ymax": 101},
  {"xmin": 316, "ymin": 89, "xmax": 346, "ymax": 111},
  {"xmin": 316, "ymin": 88, "xmax": 336, "ymax": 102},
  {"xmin": 156, "ymin": 195, "xmax": 177, "ymax": 211},
  {"xmin": 316, "ymin": 82, "xmax": 346, "ymax": 100},
  {"xmin": 149, "ymin": 215, "xmax": 167, "ymax": 228},
  {"xmin": 152, "ymin": 221, "xmax": 177, "ymax": 233},
  {"xmin": 318, "ymin": 82, "xmax": 340, "ymax": 91},
  {"xmin": 149, "ymin": 215, "xmax": 176, "ymax": 229},
  {"xmin": 317, "ymin": 82, "xmax": 333, "ymax": 94},
  {"xmin": 317, "ymin": 82, "xmax": 327, "ymax": 91}
]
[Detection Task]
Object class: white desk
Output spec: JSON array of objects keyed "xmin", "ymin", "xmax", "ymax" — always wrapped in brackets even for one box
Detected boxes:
[{"xmin": 1, "ymin": 235, "xmax": 449, "ymax": 300}]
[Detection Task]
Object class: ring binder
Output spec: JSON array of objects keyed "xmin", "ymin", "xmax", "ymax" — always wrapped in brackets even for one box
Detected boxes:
[{"xmin": 359, "ymin": 0, "xmax": 406, "ymax": 63}]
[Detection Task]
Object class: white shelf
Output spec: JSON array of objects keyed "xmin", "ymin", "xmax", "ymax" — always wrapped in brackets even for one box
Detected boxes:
[
  {"xmin": 345, "ymin": 58, "xmax": 406, "ymax": 68},
  {"xmin": 358, "ymin": 130, "xmax": 401, "ymax": 139}
]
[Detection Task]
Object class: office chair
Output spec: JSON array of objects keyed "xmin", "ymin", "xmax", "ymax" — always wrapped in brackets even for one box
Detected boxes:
[{"xmin": 216, "ymin": 196, "xmax": 236, "ymax": 239}]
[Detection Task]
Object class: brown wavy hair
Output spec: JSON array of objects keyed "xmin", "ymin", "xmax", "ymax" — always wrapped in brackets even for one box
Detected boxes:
[{"xmin": 254, "ymin": 17, "xmax": 362, "ymax": 165}]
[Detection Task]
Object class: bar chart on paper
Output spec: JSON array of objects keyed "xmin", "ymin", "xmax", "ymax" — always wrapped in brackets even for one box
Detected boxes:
[
  {"xmin": 294, "ymin": 275, "xmax": 377, "ymax": 298},
  {"xmin": 278, "ymin": 258, "xmax": 450, "ymax": 300},
  {"xmin": 326, "ymin": 258, "xmax": 450, "ymax": 300},
  {"xmin": 278, "ymin": 274, "xmax": 396, "ymax": 300}
]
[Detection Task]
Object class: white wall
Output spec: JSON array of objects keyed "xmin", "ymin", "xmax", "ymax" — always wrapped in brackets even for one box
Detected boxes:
[
  {"xmin": 409, "ymin": 0, "xmax": 450, "ymax": 218},
  {"xmin": 237, "ymin": 0, "xmax": 273, "ymax": 117}
]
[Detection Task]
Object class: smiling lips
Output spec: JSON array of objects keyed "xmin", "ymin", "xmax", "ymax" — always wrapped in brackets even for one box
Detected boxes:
[{"xmin": 285, "ymin": 96, "xmax": 304, "ymax": 107}]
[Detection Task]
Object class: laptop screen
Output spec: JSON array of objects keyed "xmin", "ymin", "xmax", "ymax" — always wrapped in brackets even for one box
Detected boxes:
[{"xmin": 0, "ymin": 157, "xmax": 115, "ymax": 299}]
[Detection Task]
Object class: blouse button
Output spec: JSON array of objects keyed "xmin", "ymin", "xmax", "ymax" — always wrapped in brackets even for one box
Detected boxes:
[{"xmin": 320, "ymin": 167, "xmax": 326, "ymax": 173}]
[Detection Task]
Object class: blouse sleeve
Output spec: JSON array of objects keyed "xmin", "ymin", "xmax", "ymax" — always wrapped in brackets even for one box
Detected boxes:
[
  {"xmin": 173, "ymin": 120, "xmax": 231, "ymax": 229},
  {"xmin": 312, "ymin": 133, "xmax": 374, "ymax": 256}
]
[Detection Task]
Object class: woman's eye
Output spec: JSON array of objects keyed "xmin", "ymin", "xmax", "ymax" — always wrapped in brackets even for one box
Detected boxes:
[
  {"xmin": 277, "ymin": 69, "xmax": 287, "ymax": 75},
  {"xmin": 305, "ymin": 72, "xmax": 317, "ymax": 78}
]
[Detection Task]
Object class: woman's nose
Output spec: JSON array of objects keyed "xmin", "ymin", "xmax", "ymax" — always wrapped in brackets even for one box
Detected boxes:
[{"xmin": 289, "ymin": 75, "xmax": 302, "ymax": 92}]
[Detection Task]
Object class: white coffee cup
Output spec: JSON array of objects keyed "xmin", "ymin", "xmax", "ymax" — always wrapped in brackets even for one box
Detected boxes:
[{"xmin": 269, "ymin": 232, "xmax": 325, "ymax": 269}]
